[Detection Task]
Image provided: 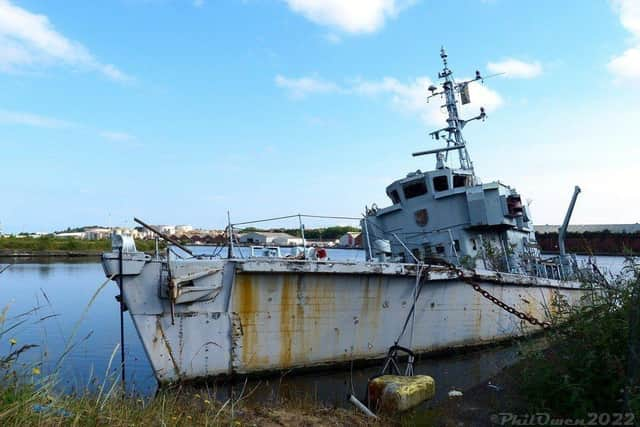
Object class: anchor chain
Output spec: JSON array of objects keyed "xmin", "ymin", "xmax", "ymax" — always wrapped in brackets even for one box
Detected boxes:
[{"xmin": 451, "ymin": 268, "xmax": 552, "ymax": 329}]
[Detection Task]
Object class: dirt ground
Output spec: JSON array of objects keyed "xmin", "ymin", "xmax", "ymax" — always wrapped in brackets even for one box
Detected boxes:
[{"xmin": 234, "ymin": 360, "xmax": 525, "ymax": 427}]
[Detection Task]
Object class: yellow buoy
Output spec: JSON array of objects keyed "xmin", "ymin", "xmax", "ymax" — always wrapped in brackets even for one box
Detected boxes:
[{"xmin": 368, "ymin": 375, "xmax": 436, "ymax": 413}]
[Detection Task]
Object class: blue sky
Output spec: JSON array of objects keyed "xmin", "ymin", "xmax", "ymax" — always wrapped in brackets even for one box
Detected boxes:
[{"xmin": 0, "ymin": 0, "xmax": 639, "ymax": 233}]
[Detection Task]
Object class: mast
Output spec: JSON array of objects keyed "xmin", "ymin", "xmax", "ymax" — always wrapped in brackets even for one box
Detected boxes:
[
  {"xmin": 439, "ymin": 48, "xmax": 471, "ymax": 171},
  {"xmin": 414, "ymin": 47, "xmax": 487, "ymax": 180}
]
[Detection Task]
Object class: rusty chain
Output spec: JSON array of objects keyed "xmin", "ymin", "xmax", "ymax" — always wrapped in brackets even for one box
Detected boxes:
[{"xmin": 450, "ymin": 267, "xmax": 552, "ymax": 329}]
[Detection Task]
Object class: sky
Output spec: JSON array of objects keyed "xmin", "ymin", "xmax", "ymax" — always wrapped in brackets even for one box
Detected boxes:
[{"xmin": 0, "ymin": 0, "xmax": 639, "ymax": 233}]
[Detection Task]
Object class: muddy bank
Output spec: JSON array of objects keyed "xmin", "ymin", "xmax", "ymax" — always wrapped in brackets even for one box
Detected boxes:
[
  {"xmin": 410, "ymin": 357, "xmax": 525, "ymax": 426},
  {"xmin": 235, "ymin": 352, "xmax": 525, "ymax": 426}
]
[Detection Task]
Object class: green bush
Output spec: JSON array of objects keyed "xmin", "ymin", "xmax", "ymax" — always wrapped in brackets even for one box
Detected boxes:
[{"xmin": 519, "ymin": 258, "xmax": 640, "ymax": 419}]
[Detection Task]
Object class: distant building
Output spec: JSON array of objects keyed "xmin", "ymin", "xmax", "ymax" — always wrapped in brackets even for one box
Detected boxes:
[
  {"xmin": 131, "ymin": 227, "xmax": 154, "ymax": 240},
  {"xmin": 112, "ymin": 227, "xmax": 137, "ymax": 238},
  {"xmin": 22, "ymin": 232, "xmax": 47, "ymax": 238},
  {"xmin": 155, "ymin": 225, "xmax": 176, "ymax": 235},
  {"xmin": 535, "ymin": 224, "xmax": 640, "ymax": 234},
  {"xmin": 238, "ymin": 232, "xmax": 303, "ymax": 246},
  {"xmin": 339, "ymin": 232, "xmax": 361, "ymax": 248},
  {"xmin": 175, "ymin": 225, "xmax": 193, "ymax": 234},
  {"xmin": 55, "ymin": 232, "xmax": 85, "ymax": 239},
  {"xmin": 84, "ymin": 227, "xmax": 112, "ymax": 240}
]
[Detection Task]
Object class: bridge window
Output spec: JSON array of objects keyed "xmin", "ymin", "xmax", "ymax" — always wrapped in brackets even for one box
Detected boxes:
[
  {"xmin": 507, "ymin": 195, "xmax": 524, "ymax": 216},
  {"xmin": 433, "ymin": 175, "xmax": 449, "ymax": 192},
  {"xmin": 453, "ymin": 174, "xmax": 468, "ymax": 188},
  {"xmin": 403, "ymin": 180, "xmax": 428, "ymax": 199},
  {"xmin": 388, "ymin": 189, "xmax": 401, "ymax": 204}
]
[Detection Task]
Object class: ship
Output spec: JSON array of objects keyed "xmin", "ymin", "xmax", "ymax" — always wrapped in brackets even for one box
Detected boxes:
[{"xmin": 103, "ymin": 49, "xmax": 589, "ymax": 385}]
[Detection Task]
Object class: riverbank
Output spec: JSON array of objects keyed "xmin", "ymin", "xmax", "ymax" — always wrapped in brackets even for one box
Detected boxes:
[
  {"xmin": 0, "ymin": 385, "xmax": 379, "ymax": 426},
  {"xmin": 0, "ymin": 237, "xmax": 159, "ymax": 258},
  {"xmin": 0, "ymin": 249, "xmax": 102, "ymax": 258}
]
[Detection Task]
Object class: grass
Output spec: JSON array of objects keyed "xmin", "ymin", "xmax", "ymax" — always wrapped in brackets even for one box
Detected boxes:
[
  {"xmin": 0, "ymin": 366, "xmax": 375, "ymax": 426},
  {"xmin": 1, "ymin": 386, "xmax": 376, "ymax": 426}
]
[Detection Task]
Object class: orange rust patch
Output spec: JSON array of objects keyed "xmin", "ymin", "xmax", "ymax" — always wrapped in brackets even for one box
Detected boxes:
[
  {"xmin": 295, "ymin": 275, "xmax": 305, "ymax": 362},
  {"xmin": 234, "ymin": 274, "xmax": 269, "ymax": 368},
  {"xmin": 235, "ymin": 274, "xmax": 258, "ymax": 314},
  {"xmin": 548, "ymin": 289, "xmax": 561, "ymax": 317},
  {"xmin": 279, "ymin": 274, "xmax": 340, "ymax": 368},
  {"xmin": 280, "ymin": 275, "xmax": 293, "ymax": 368}
]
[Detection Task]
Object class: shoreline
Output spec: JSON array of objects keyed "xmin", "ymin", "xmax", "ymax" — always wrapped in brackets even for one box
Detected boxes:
[
  {"xmin": 0, "ymin": 249, "xmax": 103, "ymax": 258},
  {"xmin": 0, "ymin": 245, "xmax": 364, "ymax": 258}
]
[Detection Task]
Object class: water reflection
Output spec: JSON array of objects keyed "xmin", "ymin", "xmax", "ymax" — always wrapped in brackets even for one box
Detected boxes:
[{"xmin": 37, "ymin": 264, "xmax": 52, "ymax": 278}]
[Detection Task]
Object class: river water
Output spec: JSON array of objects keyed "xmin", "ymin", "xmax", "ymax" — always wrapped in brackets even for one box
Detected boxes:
[{"xmin": 0, "ymin": 250, "xmax": 628, "ymax": 403}]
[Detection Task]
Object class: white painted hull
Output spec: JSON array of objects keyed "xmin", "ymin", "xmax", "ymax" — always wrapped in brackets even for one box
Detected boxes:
[{"xmin": 104, "ymin": 254, "xmax": 585, "ymax": 384}]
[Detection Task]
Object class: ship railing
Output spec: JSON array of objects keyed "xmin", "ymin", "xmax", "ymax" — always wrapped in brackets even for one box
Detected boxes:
[
  {"xmin": 250, "ymin": 246, "xmax": 282, "ymax": 258},
  {"xmin": 531, "ymin": 255, "xmax": 577, "ymax": 281},
  {"xmin": 365, "ymin": 224, "xmax": 483, "ymax": 267},
  {"xmin": 226, "ymin": 212, "xmax": 367, "ymax": 260}
]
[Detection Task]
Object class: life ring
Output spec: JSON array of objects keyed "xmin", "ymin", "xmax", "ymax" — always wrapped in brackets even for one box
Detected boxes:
[{"xmin": 316, "ymin": 247, "xmax": 328, "ymax": 260}]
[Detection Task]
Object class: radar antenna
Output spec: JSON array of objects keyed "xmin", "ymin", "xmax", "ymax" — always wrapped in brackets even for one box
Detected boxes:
[{"xmin": 413, "ymin": 47, "xmax": 494, "ymax": 180}]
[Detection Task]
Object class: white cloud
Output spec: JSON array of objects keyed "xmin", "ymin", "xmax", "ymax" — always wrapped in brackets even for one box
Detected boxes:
[
  {"xmin": 193, "ymin": 0, "xmax": 205, "ymax": 7},
  {"xmin": 608, "ymin": 47, "xmax": 640, "ymax": 81},
  {"xmin": 0, "ymin": 109, "xmax": 76, "ymax": 128},
  {"xmin": 611, "ymin": 0, "xmax": 640, "ymax": 37},
  {"xmin": 100, "ymin": 131, "xmax": 136, "ymax": 142},
  {"xmin": 486, "ymin": 59, "xmax": 542, "ymax": 79},
  {"xmin": 275, "ymin": 74, "xmax": 502, "ymax": 124},
  {"xmin": 275, "ymin": 74, "xmax": 341, "ymax": 98},
  {"xmin": 0, "ymin": 108, "xmax": 139, "ymax": 146},
  {"xmin": 283, "ymin": 0, "xmax": 415, "ymax": 34},
  {"xmin": 354, "ymin": 76, "xmax": 502, "ymax": 124},
  {"xmin": 0, "ymin": 0, "xmax": 131, "ymax": 82},
  {"xmin": 609, "ymin": 0, "xmax": 640, "ymax": 83}
]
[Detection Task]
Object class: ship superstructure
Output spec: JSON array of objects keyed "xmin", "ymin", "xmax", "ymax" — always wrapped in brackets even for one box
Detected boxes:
[{"xmin": 362, "ymin": 48, "xmax": 565, "ymax": 279}]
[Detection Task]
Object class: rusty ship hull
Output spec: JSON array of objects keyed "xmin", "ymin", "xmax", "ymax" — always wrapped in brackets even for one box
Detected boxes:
[{"xmin": 104, "ymin": 253, "xmax": 585, "ymax": 384}]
